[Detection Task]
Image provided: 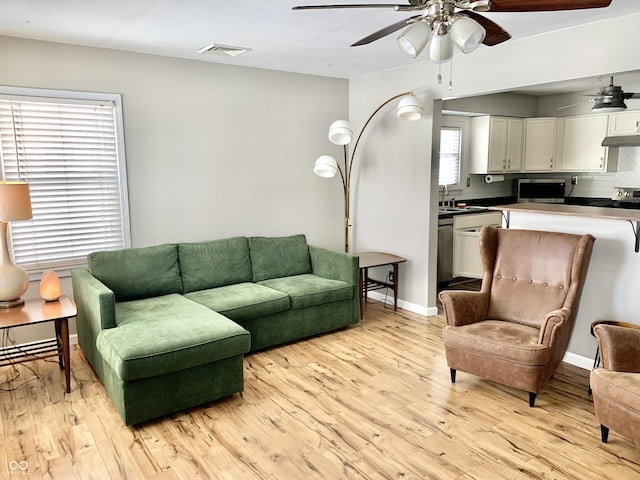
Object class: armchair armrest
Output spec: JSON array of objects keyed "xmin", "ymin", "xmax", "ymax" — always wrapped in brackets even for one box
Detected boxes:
[
  {"xmin": 438, "ymin": 290, "xmax": 489, "ymax": 327},
  {"xmin": 538, "ymin": 308, "xmax": 571, "ymax": 345},
  {"xmin": 594, "ymin": 324, "xmax": 640, "ymax": 372}
]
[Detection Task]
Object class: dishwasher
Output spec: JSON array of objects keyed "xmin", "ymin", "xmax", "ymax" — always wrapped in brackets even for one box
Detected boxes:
[{"xmin": 437, "ymin": 216, "xmax": 454, "ymax": 285}]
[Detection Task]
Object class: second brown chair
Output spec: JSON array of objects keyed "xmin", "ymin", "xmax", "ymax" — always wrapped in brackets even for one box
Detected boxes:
[{"xmin": 439, "ymin": 226, "xmax": 595, "ymax": 407}]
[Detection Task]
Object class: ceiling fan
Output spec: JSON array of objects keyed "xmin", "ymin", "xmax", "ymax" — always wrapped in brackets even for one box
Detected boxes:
[
  {"xmin": 292, "ymin": 0, "xmax": 613, "ymax": 64},
  {"xmin": 590, "ymin": 76, "xmax": 640, "ymax": 112},
  {"xmin": 557, "ymin": 77, "xmax": 640, "ymax": 112}
]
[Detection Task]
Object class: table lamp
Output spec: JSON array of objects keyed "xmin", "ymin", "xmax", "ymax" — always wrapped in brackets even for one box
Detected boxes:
[{"xmin": 0, "ymin": 181, "xmax": 32, "ymax": 308}]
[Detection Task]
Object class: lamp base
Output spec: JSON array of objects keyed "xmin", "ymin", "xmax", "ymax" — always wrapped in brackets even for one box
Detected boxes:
[{"xmin": 0, "ymin": 298, "xmax": 25, "ymax": 309}]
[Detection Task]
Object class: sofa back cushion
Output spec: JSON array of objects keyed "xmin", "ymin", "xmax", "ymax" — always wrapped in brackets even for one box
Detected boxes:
[
  {"xmin": 178, "ymin": 237, "xmax": 253, "ymax": 292},
  {"xmin": 88, "ymin": 244, "xmax": 183, "ymax": 301},
  {"xmin": 249, "ymin": 234, "xmax": 312, "ymax": 282}
]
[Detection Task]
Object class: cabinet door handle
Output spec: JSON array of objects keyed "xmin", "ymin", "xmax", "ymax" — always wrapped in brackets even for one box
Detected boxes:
[
  {"xmin": 600, "ymin": 157, "xmax": 604, "ymax": 169},
  {"xmin": 549, "ymin": 158, "xmax": 553, "ymax": 168},
  {"xmin": 636, "ymin": 120, "xmax": 639, "ymax": 133}
]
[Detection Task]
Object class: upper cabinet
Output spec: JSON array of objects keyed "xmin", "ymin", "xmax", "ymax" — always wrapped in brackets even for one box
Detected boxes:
[
  {"xmin": 560, "ymin": 113, "xmax": 615, "ymax": 172},
  {"xmin": 523, "ymin": 117, "xmax": 557, "ymax": 172},
  {"xmin": 469, "ymin": 116, "xmax": 523, "ymax": 174},
  {"xmin": 608, "ymin": 110, "xmax": 640, "ymax": 136}
]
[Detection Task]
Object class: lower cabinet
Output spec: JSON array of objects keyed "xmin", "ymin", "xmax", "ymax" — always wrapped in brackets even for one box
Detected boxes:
[{"xmin": 453, "ymin": 212, "xmax": 502, "ymax": 279}]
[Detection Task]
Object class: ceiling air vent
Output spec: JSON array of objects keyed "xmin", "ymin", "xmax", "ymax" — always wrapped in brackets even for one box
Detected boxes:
[{"xmin": 197, "ymin": 43, "xmax": 251, "ymax": 57}]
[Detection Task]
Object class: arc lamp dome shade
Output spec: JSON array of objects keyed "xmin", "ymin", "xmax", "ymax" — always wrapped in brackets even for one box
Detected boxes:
[
  {"xmin": 313, "ymin": 155, "xmax": 339, "ymax": 178},
  {"xmin": 397, "ymin": 95, "xmax": 424, "ymax": 121},
  {"xmin": 328, "ymin": 120, "xmax": 354, "ymax": 145}
]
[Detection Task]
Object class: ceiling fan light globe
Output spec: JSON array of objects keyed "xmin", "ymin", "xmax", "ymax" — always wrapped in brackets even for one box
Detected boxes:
[
  {"xmin": 313, "ymin": 155, "xmax": 338, "ymax": 178},
  {"xmin": 427, "ymin": 32, "xmax": 453, "ymax": 63},
  {"xmin": 450, "ymin": 16, "xmax": 486, "ymax": 54},
  {"xmin": 397, "ymin": 21, "xmax": 432, "ymax": 58},
  {"xmin": 397, "ymin": 95, "xmax": 423, "ymax": 121},
  {"xmin": 328, "ymin": 120, "xmax": 353, "ymax": 145},
  {"xmin": 592, "ymin": 102, "xmax": 627, "ymax": 113}
]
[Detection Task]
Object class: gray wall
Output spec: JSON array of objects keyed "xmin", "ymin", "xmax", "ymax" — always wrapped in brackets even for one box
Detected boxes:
[{"xmin": 0, "ymin": 35, "xmax": 348, "ymax": 342}]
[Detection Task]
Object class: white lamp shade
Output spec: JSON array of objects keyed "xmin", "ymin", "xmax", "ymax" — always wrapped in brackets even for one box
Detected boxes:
[
  {"xmin": 450, "ymin": 16, "xmax": 486, "ymax": 54},
  {"xmin": 313, "ymin": 155, "xmax": 339, "ymax": 178},
  {"xmin": 328, "ymin": 120, "xmax": 353, "ymax": 145},
  {"xmin": 0, "ymin": 182, "xmax": 32, "ymax": 221},
  {"xmin": 396, "ymin": 95, "xmax": 424, "ymax": 121},
  {"xmin": 428, "ymin": 32, "xmax": 453, "ymax": 63},
  {"xmin": 397, "ymin": 21, "xmax": 432, "ymax": 58}
]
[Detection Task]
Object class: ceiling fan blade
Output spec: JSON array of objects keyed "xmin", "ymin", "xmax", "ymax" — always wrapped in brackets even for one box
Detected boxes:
[
  {"xmin": 462, "ymin": 11, "xmax": 511, "ymax": 46},
  {"xmin": 625, "ymin": 93, "xmax": 640, "ymax": 99},
  {"xmin": 487, "ymin": 0, "xmax": 612, "ymax": 13},
  {"xmin": 351, "ymin": 15, "xmax": 423, "ymax": 46},
  {"xmin": 293, "ymin": 4, "xmax": 403, "ymax": 10}
]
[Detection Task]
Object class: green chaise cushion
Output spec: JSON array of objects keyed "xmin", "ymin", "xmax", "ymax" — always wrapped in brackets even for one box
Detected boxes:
[
  {"xmin": 178, "ymin": 237, "xmax": 252, "ymax": 293},
  {"xmin": 88, "ymin": 244, "xmax": 182, "ymax": 301},
  {"xmin": 249, "ymin": 234, "xmax": 312, "ymax": 282},
  {"xmin": 96, "ymin": 294, "xmax": 250, "ymax": 382},
  {"xmin": 184, "ymin": 283, "xmax": 290, "ymax": 321},
  {"xmin": 259, "ymin": 273, "xmax": 353, "ymax": 309}
]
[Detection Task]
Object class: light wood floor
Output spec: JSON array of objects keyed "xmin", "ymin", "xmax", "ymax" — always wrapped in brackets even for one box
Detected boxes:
[{"xmin": 1, "ymin": 302, "xmax": 639, "ymax": 479}]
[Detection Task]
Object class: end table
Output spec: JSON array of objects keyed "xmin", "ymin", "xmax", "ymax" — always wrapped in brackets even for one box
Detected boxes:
[{"xmin": 0, "ymin": 295, "xmax": 77, "ymax": 393}]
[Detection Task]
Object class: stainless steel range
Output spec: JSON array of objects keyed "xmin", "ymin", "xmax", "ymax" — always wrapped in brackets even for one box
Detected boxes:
[{"xmin": 612, "ymin": 187, "xmax": 640, "ymax": 203}]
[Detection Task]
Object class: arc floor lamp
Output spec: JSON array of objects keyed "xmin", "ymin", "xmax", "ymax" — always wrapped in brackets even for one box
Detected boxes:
[{"xmin": 313, "ymin": 92, "xmax": 423, "ymax": 252}]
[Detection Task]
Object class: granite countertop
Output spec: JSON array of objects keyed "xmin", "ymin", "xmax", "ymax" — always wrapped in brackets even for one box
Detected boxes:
[{"xmin": 489, "ymin": 202, "xmax": 640, "ymax": 223}]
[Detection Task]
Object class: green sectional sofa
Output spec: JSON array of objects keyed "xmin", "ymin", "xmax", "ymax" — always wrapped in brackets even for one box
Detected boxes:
[{"xmin": 71, "ymin": 234, "xmax": 359, "ymax": 425}]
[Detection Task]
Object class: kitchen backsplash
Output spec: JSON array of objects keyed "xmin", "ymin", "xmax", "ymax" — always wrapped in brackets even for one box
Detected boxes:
[{"xmin": 444, "ymin": 146, "xmax": 640, "ymax": 204}]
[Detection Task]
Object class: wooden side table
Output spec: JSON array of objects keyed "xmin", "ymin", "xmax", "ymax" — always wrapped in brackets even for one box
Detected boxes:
[
  {"xmin": 0, "ymin": 295, "xmax": 77, "ymax": 393},
  {"xmin": 357, "ymin": 252, "xmax": 407, "ymax": 319}
]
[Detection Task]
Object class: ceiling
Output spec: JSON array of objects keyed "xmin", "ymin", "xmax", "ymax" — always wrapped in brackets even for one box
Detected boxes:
[{"xmin": 1, "ymin": 0, "xmax": 639, "ymax": 80}]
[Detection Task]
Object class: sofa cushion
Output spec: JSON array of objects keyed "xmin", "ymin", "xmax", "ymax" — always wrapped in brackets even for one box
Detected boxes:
[
  {"xmin": 88, "ymin": 244, "xmax": 182, "ymax": 302},
  {"xmin": 259, "ymin": 273, "xmax": 353, "ymax": 310},
  {"xmin": 178, "ymin": 237, "xmax": 252, "ymax": 292},
  {"xmin": 97, "ymin": 294, "xmax": 250, "ymax": 381},
  {"xmin": 249, "ymin": 234, "xmax": 312, "ymax": 282},
  {"xmin": 185, "ymin": 282, "xmax": 290, "ymax": 321}
]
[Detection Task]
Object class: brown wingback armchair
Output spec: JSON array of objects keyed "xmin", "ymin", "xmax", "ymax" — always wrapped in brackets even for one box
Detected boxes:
[
  {"xmin": 439, "ymin": 226, "xmax": 595, "ymax": 407},
  {"xmin": 591, "ymin": 324, "xmax": 640, "ymax": 444}
]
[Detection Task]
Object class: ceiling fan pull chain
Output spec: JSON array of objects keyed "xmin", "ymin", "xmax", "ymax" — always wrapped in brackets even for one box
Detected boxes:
[{"xmin": 449, "ymin": 54, "xmax": 454, "ymax": 90}]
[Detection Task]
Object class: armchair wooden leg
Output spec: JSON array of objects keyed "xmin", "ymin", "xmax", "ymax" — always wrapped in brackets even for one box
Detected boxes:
[
  {"xmin": 450, "ymin": 368, "xmax": 456, "ymax": 383},
  {"xmin": 600, "ymin": 425, "xmax": 609, "ymax": 443},
  {"xmin": 528, "ymin": 392, "xmax": 536, "ymax": 407}
]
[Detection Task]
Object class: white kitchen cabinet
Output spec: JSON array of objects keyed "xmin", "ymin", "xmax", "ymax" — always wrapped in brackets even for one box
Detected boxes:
[
  {"xmin": 469, "ymin": 116, "xmax": 523, "ymax": 174},
  {"xmin": 608, "ymin": 110, "xmax": 640, "ymax": 136},
  {"xmin": 560, "ymin": 113, "xmax": 614, "ymax": 172},
  {"xmin": 453, "ymin": 212, "xmax": 502, "ymax": 279},
  {"xmin": 523, "ymin": 117, "xmax": 557, "ymax": 172}
]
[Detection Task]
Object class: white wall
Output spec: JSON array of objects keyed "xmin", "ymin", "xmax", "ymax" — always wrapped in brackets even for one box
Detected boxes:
[
  {"xmin": 0, "ymin": 35, "xmax": 348, "ymax": 342},
  {"xmin": 349, "ymin": 13, "xmax": 640, "ymax": 359}
]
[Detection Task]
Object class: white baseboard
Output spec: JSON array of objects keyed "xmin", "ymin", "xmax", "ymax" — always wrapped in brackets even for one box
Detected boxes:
[
  {"xmin": 562, "ymin": 351, "xmax": 593, "ymax": 371},
  {"xmin": 364, "ymin": 291, "xmax": 435, "ymax": 317}
]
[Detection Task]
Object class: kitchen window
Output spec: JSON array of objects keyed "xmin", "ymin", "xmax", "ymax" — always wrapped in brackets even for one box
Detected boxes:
[
  {"xmin": 439, "ymin": 126, "xmax": 461, "ymax": 186},
  {"xmin": 0, "ymin": 87, "xmax": 131, "ymax": 277}
]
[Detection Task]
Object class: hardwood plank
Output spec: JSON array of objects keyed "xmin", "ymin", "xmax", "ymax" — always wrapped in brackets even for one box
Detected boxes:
[{"xmin": 0, "ymin": 301, "xmax": 639, "ymax": 479}]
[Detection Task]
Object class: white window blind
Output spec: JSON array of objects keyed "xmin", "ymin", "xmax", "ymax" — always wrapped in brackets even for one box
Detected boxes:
[
  {"xmin": 0, "ymin": 90, "xmax": 130, "ymax": 275},
  {"xmin": 439, "ymin": 127, "xmax": 461, "ymax": 187}
]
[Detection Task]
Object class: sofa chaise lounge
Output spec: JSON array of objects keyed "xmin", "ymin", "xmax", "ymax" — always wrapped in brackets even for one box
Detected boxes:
[{"xmin": 72, "ymin": 234, "xmax": 359, "ymax": 425}]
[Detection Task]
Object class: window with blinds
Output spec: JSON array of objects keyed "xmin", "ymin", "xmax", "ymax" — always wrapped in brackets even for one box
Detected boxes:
[
  {"xmin": 439, "ymin": 127, "xmax": 461, "ymax": 187},
  {"xmin": 0, "ymin": 89, "xmax": 130, "ymax": 276}
]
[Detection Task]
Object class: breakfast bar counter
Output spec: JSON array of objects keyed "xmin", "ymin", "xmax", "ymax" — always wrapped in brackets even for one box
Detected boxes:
[{"xmin": 490, "ymin": 202, "xmax": 640, "ymax": 252}]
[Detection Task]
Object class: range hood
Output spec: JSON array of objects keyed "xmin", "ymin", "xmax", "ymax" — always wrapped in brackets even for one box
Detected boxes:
[{"xmin": 601, "ymin": 135, "xmax": 640, "ymax": 147}]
